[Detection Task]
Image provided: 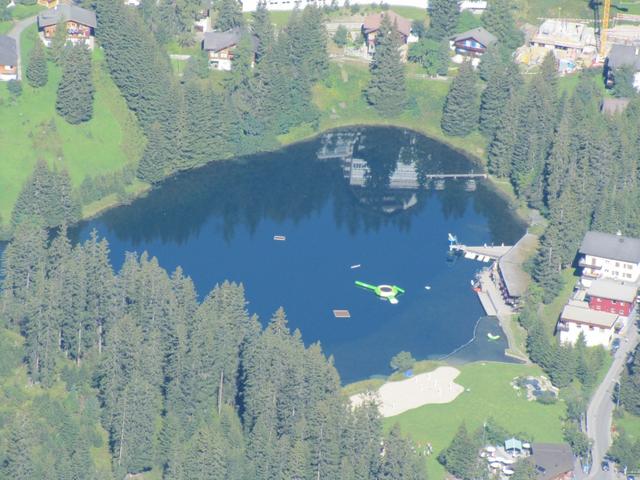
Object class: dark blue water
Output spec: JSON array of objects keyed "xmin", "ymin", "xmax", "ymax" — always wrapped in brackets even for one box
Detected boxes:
[{"xmin": 67, "ymin": 127, "xmax": 525, "ymax": 383}]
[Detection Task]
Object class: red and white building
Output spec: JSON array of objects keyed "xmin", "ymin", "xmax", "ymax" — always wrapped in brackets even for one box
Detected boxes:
[{"xmin": 587, "ymin": 278, "xmax": 637, "ymax": 317}]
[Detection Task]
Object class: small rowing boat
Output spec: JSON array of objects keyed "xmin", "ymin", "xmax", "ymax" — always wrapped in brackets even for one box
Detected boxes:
[
  {"xmin": 350, "ymin": 264, "xmax": 361, "ymax": 269},
  {"xmin": 273, "ymin": 235, "xmax": 286, "ymax": 241}
]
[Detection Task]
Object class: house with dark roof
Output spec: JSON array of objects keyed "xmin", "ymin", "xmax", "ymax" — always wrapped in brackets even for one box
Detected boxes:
[
  {"xmin": 0, "ymin": 35, "xmax": 18, "ymax": 81},
  {"xmin": 202, "ymin": 28, "xmax": 259, "ymax": 71},
  {"xmin": 605, "ymin": 44, "xmax": 640, "ymax": 89},
  {"xmin": 525, "ymin": 443, "xmax": 574, "ymax": 480},
  {"xmin": 558, "ymin": 300, "xmax": 620, "ymax": 347},
  {"xmin": 578, "ymin": 231, "xmax": 640, "ymax": 283},
  {"xmin": 450, "ymin": 27, "xmax": 497, "ymax": 56},
  {"xmin": 38, "ymin": 5, "xmax": 97, "ymax": 49},
  {"xmin": 362, "ymin": 11, "xmax": 417, "ymax": 57}
]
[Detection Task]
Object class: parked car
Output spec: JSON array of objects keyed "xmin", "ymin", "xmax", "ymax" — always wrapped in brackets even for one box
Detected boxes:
[
  {"xmin": 601, "ymin": 460, "xmax": 610, "ymax": 471},
  {"xmin": 612, "ymin": 338, "xmax": 621, "ymax": 353}
]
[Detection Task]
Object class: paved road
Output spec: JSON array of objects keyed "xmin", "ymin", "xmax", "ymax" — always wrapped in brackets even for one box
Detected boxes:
[
  {"xmin": 579, "ymin": 318, "xmax": 639, "ymax": 479},
  {"xmin": 7, "ymin": 15, "xmax": 38, "ymax": 80}
]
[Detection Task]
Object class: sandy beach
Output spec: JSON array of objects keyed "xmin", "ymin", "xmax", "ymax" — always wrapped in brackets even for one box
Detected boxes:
[{"xmin": 350, "ymin": 366, "xmax": 464, "ymax": 417}]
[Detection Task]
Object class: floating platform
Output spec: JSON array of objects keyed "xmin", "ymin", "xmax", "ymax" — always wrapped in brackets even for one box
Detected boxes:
[
  {"xmin": 350, "ymin": 264, "xmax": 361, "ymax": 269},
  {"xmin": 333, "ymin": 309, "xmax": 351, "ymax": 318}
]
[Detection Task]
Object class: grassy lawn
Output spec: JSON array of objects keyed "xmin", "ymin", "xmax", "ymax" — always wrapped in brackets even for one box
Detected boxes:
[
  {"xmin": 281, "ymin": 61, "xmax": 487, "ymax": 163},
  {"xmin": 540, "ymin": 268, "xmax": 579, "ymax": 335},
  {"xmin": 513, "ymin": 0, "xmax": 592, "ymax": 23},
  {"xmin": 614, "ymin": 410, "xmax": 640, "ymax": 440},
  {"xmin": 386, "ymin": 361, "xmax": 566, "ymax": 480},
  {"xmin": 0, "ymin": 25, "xmax": 145, "ymax": 227}
]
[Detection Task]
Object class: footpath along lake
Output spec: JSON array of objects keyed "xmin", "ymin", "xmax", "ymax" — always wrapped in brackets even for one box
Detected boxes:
[{"xmin": 71, "ymin": 127, "xmax": 527, "ymax": 383}]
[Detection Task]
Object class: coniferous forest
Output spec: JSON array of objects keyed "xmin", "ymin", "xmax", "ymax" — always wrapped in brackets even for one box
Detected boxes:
[{"xmin": 0, "ymin": 222, "xmax": 425, "ymax": 479}]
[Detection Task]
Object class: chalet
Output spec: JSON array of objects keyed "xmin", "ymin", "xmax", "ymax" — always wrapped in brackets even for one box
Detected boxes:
[
  {"xmin": 450, "ymin": 27, "xmax": 497, "ymax": 56},
  {"xmin": 37, "ymin": 5, "xmax": 97, "ymax": 49},
  {"xmin": 586, "ymin": 278, "xmax": 637, "ymax": 317},
  {"xmin": 578, "ymin": 231, "xmax": 640, "ymax": 283},
  {"xmin": 202, "ymin": 28, "xmax": 258, "ymax": 71},
  {"xmin": 525, "ymin": 443, "xmax": 574, "ymax": 480},
  {"xmin": 362, "ymin": 11, "xmax": 417, "ymax": 56},
  {"xmin": 0, "ymin": 35, "xmax": 18, "ymax": 82},
  {"xmin": 601, "ymin": 97, "xmax": 631, "ymax": 115},
  {"xmin": 605, "ymin": 44, "xmax": 640, "ymax": 89},
  {"xmin": 557, "ymin": 301, "xmax": 619, "ymax": 347}
]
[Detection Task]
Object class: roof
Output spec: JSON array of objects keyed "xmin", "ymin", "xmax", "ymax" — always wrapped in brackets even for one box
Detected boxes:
[
  {"xmin": 579, "ymin": 231, "xmax": 640, "ymax": 264},
  {"xmin": 505, "ymin": 438, "xmax": 523, "ymax": 451},
  {"xmin": 527, "ymin": 443, "xmax": 574, "ymax": 480},
  {"xmin": 601, "ymin": 97, "xmax": 631, "ymax": 115},
  {"xmin": 0, "ymin": 35, "xmax": 17, "ymax": 66},
  {"xmin": 498, "ymin": 233, "xmax": 538, "ymax": 298},
  {"xmin": 587, "ymin": 278, "xmax": 637, "ymax": 303},
  {"xmin": 607, "ymin": 44, "xmax": 640, "ymax": 70},
  {"xmin": 38, "ymin": 5, "xmax": 97, "ymax": 29},
  {"xmin": 451, "ymin": 27, "xmax": 497, "ymax": 47},
  {"xmin": 203, "ymin": 28, "xmax": 259, "ymax": 52},
  {"xmin": 362, "ymin": 11, "xmax": 412, "ymax": 38},
  {"xmin": 532, "ymin": 19, "xmax": 594, "ymax": 49},
  {"xmin": 560, "ymin": 303, "xmax": 619, "ymax": 328}
]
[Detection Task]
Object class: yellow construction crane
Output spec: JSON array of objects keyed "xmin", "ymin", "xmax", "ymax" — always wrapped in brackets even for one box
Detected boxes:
[{"xmin": 600, "ymin": 0, "xmax": 611, "ymax": 58}]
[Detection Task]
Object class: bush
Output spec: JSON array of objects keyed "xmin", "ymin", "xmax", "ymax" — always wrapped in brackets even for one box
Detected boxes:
[
  {"xmin": 535, "ymin": 391, "xmax": 557, "ymax": 404},
  {"xmin": 7, "ymin": 79, "xmax": 22, "ymax": 97},
  {"xmin": 390, "ymin": 351, "xmax": 415, "ymax": 372}
]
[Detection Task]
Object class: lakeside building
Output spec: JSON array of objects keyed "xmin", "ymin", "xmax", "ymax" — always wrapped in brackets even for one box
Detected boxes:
[
  {"xmin": 578, "ymin": 230, "xmax": 640, "ymax": 283},
  {"xmin": 362, "ymin": 11, "xmax": 418, "ymax": 57},
  {"xmin": 202, "ymin": 28, "xmax": 259, "ymax": 71},
  {"xmin": 526, "ymin": 443, "xmax": 574, "ymax": 480},
  {"xmin": 586, "ymin": 278, "xmax": 637, "ymax": 316},
  {"xmin": 450, "ymin": 27, "xmax": 497, "ymax": 57},
  {"xmin": 0, "ymin": 35, "xmax": 18, "ymax": 82},
  {"xmin": 37, "ymin": 5, "xmax": 97, "ymax": 49},
  {"xmin": 496, "ymin": 233, "xmax": 537, "ymax": 308},
  {"xmin": 557, "ymin": 301, "xmax": 620, "ymax": 347}
]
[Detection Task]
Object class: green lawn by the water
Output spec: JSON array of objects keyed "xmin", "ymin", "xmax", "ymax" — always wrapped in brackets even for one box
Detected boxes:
[
  {"xmin": 281, "ymin": 61, "xmax": 487, "ymax": 161},
  {"xmin": 0, "ymin": 25, "xmax": 144, "ymax": 227},
  {"xmin": 384, "ymin": 361, "xmax": 566, "ymax": 480},
  {"xmin": 540, "ymin": 268, "xmax": 579, "ymax": 335}
]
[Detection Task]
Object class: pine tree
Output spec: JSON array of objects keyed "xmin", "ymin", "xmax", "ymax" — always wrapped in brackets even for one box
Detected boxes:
[
  {"xmin": 427, "ymin": 0, "xmax": 460, "ymax": 40},
  {"xmin": 479, "ymin": 58, "xmax": 520, "ymax": 138},
  {"xmin": 215, "ymin": 0, "xmax": 243, "ymax": 31},
  {"xmin": 441, "ymin": 61, "xmax": 478, "ymax": 136},
  {"xmin": 481, "ymin": 0, "xmax": 523, "ymax": 50},
  {"xmin": 438, "ymin": 422, "xmax": 480, "ymax": 480},
  {"xmin": 252, "ymin": 3, "xmax": 274, "ymax": 61},
  {"xmin": 1, "ymin": 415, "xmax": 36, "ymax": 480},
  {"xmin": 26, "ymin": 37, "xmax": 48, "ymax": 88},
  {"xmin": 56, "ymin": 43, "xmax": 94, "ymax": 124},
  {"xmin": 487, "ymin": 88, "xmax": 520, "ymax": 177},
  {"xmin": 48, "ymin": 22, "xmax": 68, "ymax": 64},
  {"xmin": 364, "ymin": 15, "xmax": 406, "ymax": 117}
]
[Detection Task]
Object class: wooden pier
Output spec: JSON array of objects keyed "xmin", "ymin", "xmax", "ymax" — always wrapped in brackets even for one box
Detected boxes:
[
  {"xmin": 423, "ymin": 173, "xmax": 487, "ymax": 180},
  {"xmin": 449, "ymin": 243, "xmax": 512, "ymax": 260}
]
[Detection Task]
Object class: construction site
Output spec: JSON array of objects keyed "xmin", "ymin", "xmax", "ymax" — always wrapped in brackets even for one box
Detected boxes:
[{"xmin": 516, "ymin": 2, "xmax": 640, "ymax": 76}]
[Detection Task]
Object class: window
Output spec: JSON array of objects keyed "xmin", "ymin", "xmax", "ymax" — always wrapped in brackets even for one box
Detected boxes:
[
  {"xmin": 616, "ymin": 262, "xmax": 620, "ymax": 267},
  {"xmin": 589, "ymin": 325, "xmax": 595, "ymax": 330}
]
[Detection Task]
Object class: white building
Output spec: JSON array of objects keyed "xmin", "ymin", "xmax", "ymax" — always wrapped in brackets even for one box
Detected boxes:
[
  {"xmin": 578, "ymin": 231, "xmax": 640, "ymax": 284},
  {"xmin": 557, "ymin": 301, "xmax": 619, "ymax": 347},
  {"xmin": 240, "ymin": 0, "xmax": 486, "ymax": 13}
]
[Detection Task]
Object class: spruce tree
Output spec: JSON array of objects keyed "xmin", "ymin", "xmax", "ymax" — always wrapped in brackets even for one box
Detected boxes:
[
  {"xmin": 479, "ymin": 58, "xmax": 521, "ymax": 138},
  {"xmin": 481, "ymin": 0, "xmax": 523, "ymax": 50},
  {"xmin": 427, "ymin": 0, "xmax": 460, "ymax": 40},
  {"xmin": 441, "ymin": 61, "xmax": 478, "ymax": 136},
  {"xmin": 438, "ymin": 423, "xmax": 480, "ymax": 480},
  {"xmin": 56, "ymin": 44, "xmax": 94, "ymax": 124},
  {"xmin": 26, "ymin": 37, "xmax": 48, "ymax": 88},
  {"xmin": 364, "ymin": 15, "xmax": 406, "ymax": 117},
  {"xmin": 252, "ymin": 3, "xmax": 274, "ymax": 62},
  {"xmin": 215, "ymin": 0, "xmax": 243, "ymax": 31}
]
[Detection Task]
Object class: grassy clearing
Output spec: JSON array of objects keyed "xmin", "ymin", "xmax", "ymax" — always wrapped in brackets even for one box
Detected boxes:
[
  {"xmin": 615, "ymin": 410, "xmax": 640, "ymax": 440},
  {"xmin": 0, "ymin": 25, "xmax": 145, "ymax": 227},
  {"xmin": 281, "ymin": 61, "xmax": 487, "ymax": 163},
  {"xmin": 513, "ymin": 0, "xmax": 592, "ymax": 23},
  {"xmin": 386, "ymin": 361, "xmax": 566, "ymax": 480},
  {"xmin": 540, "ymin": 268, "xmax": 578, "ymax": 335}
]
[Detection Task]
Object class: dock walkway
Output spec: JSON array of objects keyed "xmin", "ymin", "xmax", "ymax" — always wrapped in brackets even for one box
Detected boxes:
[{"xmin": 450, "ymin": 244, "xmax": 512, "ymax": 260}]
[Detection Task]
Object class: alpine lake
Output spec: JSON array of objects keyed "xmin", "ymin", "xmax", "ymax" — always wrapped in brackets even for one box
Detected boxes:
[{"xmin": 69, "ymin": 127, "xmax": 527, "ymax": 383}]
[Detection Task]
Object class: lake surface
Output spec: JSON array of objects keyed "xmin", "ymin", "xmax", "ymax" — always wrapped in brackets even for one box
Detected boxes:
[{"xmin": 69, "ymin": 127, "xmax": 526, "ymax": 383}]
